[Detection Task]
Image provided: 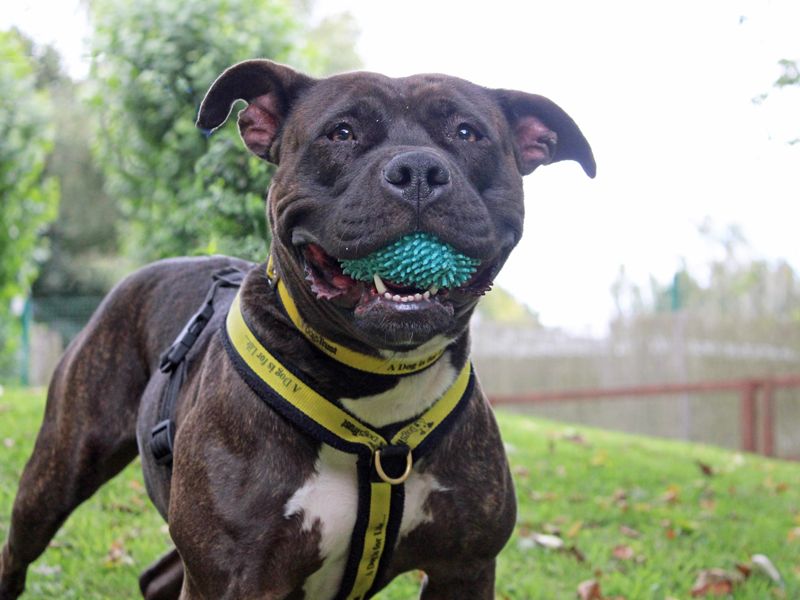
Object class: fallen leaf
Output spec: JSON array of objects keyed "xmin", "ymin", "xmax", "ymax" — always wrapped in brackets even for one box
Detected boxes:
[
  {"xmin": 532, "ymin": 532, "xmax": 565, "ymax": 550},
  {"xmin": 512, "ymin": 465, "xmax": 530, "ymax": 478},
  {"xmin": 735, "ymin": 563, "xmax": 752, "ymax": 578},
  {"xmin": 562, "ymin": 430, "xmax": 589, "ymax": 446},
  {"xmin": 690, "ymin": 568, "xmax": 744, "ymax": 597},
  {"xmin": 788, "ymin": 527, "xmax": 800, "ymax": 542},
  {"xmin": 700, "ymin": 498, "xmax": 717, "ymax": 511},
  {"xmin": 566, "ymin": 521, "xmax": 583, "ymax": 538},
  {"xmin": 567, "ymin": 545, "xmax": 587, "ymax": 563},
  {"xmin": 696, "ymin": 460, "xmax": 715, "ymax": 477},
  {"xmin": 128, "ymin": 479, "xmax": 145, "ymax": 492},
  {"xmin": 577, "ymin": 579, "xmax": 603, "ymax": 600},
  {"xmin": 104, "ymin": 539, "xmax": 134, "ymax": 567},
  {"xmin": 530, "ymin": 491, "xmax": 558, "ymax": 502},
  {"xmin": 662, "ymin": 485, "xmax": 681, "ymax": 504},
  {"xmin": 620, "ymin": 525, "xmax": 641, "ymax": 538},
  {"xmin": 751, "ymin": 554, "xmax": 783, "ymax": 585},
  {"xmin": 612, "ymin": 545, "xmax": 635, "ymax": 561}
]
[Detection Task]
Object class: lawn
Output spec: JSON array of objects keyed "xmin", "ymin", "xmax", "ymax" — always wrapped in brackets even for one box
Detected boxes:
[{"xmin": 0, "ymin": 386, "xmax": 798, "ymax": 599}]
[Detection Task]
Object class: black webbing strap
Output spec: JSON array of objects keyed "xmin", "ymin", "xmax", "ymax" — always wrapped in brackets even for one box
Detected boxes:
[{"xmin": 150, "ymin": 266, "xmax": 245, "ymax": 466}]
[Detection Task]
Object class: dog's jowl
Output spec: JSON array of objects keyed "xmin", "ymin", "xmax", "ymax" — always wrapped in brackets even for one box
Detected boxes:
[{"xmin": 0, "ymin": 60, "xmax": 594, "ymax": 600}]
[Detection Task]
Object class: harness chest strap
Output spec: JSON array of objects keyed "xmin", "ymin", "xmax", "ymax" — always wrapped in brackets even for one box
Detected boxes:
[{"xmin": 223, "ymin": 292, "xmax": 473, "ymax": 600}]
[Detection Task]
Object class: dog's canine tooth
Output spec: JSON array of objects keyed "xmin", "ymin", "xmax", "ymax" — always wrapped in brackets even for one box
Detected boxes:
[
  {"xmin": 422, "ymin": 291, "xmax": 431, "ymax": 300},
  {"xmin": 373, "ymin": 274, "xmax": 387, "ymax": 294},
  {"xmin": 429, "ymin": 286, "xmax": 439, "ymax": 296}
]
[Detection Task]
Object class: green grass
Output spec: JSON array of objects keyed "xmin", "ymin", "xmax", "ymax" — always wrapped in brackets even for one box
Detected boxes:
[{"xmin": 1, "ymin": 387, "xmax": 798, "ymax": 599}]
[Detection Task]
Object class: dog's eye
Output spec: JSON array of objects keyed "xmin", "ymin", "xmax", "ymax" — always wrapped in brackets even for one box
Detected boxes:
[
  {"xmin": 456, "ymin": 123, "xmax": 482, "ymax": 142},
  {"xmin": 328, "ymin": 123, "xmax": 356, "ymax": 142}
]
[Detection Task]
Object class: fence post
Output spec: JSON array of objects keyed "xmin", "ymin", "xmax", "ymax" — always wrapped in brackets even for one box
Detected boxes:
[
  {"xmin": 739, "ymin": 381, "xmax": 759, "ymax": 453},
  {"xmin": 761, "ymin": 382, "xmax": 775, "ymax": 457},
  {"xmin": 20, "ymin": 297, "xmax": 32, "ymax": 386}
]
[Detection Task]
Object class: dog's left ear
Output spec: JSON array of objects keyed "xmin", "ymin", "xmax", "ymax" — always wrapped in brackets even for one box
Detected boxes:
[
  {"xmin": 197, "ymin": 59, "xmax": 316, "ymax": 162},
  {"xmin": 494, "ymin": 89, "xmax": 596, "ymax": 178}
]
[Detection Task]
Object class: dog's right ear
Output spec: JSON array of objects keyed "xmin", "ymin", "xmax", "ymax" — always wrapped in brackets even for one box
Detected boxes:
[{"xmin": 197, "ymin": 59, "xmax": 315, "ymax": 162}]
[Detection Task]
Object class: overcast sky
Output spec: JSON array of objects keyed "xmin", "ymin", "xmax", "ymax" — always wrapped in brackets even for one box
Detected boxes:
[{"xmin": 4, "ymin": 0, "xmax": 799, "ymax": 334}]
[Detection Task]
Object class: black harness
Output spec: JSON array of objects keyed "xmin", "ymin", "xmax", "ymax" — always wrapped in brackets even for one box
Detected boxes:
[{"xmin": 149, "ymin": 267, "xmax": 245, "ymax": 465}]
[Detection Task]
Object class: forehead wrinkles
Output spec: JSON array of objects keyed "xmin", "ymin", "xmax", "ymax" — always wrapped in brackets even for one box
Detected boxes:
[{"xmin": 298, "ymin": 74, "xmax": 401, "ymax": 122}]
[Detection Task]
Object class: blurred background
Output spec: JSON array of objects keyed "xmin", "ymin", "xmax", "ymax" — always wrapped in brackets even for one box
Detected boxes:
[{"xmin": 1, "ymin": 0, "xmax": 798, "ymax": 457}]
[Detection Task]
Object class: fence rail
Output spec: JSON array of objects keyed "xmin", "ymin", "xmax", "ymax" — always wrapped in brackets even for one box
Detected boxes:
[{"xmin": 490, "ymin": 375, "xmax": 800, "ymax": 458}]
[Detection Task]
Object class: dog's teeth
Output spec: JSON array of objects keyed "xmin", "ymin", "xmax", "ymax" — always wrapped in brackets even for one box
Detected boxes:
[
  {"xmin": 413, "ymin": 293, "xmax": 423, "ymax": 302},
  {"xmin": 429, "ymin": 286, "xmax": 439, "ymax": 296},
  {"xmin": 384, "ymin": 292, "xmax": 393, "ymax": 300},
  {"xmin": 392, "ymin": 294, "xmax": 402, "ymax": 302},
  {"xmin": 401, "ymin": 296, "xmax": 411, "ymax": 303},
  {"xmin": 373, "ymin": 273, "xmax": 387, "ymax": 294},
  {"xmin": 423, "ymin": 291, "xmax": 431, "ymax": 300}
]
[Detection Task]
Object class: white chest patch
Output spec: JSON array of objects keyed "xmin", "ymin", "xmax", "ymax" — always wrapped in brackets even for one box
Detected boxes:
[
  {"xmin": 340, "ymin": 349, "xmax": 458, "ymax": 428},
  {"xmin": 284, "ymin": 446, "xmax": 448, "ymax": 599}
]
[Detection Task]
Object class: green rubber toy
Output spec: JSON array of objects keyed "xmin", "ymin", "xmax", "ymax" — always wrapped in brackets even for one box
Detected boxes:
[{"xmin": 340, "ymin": 232, "xmax": 479, "ymax": 290}]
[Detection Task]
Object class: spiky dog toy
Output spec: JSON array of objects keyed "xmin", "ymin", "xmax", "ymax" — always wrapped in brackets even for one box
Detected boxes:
[{"xmin": 340, "ymin": 232, "xmax": 479, "ymax": 290}]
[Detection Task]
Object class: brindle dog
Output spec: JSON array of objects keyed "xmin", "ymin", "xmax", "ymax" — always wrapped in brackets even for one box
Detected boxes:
[{"xmin": 0, "ymin": 60, "xmax": 594, "ymax": 599}]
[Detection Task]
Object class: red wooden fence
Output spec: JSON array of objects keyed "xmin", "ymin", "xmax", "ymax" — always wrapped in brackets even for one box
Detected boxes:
[{"xmin": 490, "ymin": 375, "xmax": 800, "ymax": 457}]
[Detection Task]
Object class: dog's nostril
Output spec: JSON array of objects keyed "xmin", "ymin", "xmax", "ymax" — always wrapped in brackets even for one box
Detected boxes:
[
  {"xmin": 428, "ymin": 165, "xmax": 450, "ymax": 187},
  {"xmin": 384, "ymin": 164, "xmax": 413, "ymax": 187}
]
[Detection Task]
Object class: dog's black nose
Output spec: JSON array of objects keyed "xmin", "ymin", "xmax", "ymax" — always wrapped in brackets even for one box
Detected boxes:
[{"xmin": 382, "ymin": 151, "xmax": 451, "ymax": 204}]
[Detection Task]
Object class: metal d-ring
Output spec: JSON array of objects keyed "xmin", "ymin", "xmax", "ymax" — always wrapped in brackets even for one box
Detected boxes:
[{"xmin": 374, "ymin": 447, "xmax": 413, "ymax": 485}]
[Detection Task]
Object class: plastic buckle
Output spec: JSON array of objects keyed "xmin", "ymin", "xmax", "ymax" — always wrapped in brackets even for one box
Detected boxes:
[
  {"xmin": 158, "ymin": 303, "xmax": 215, "ymax": 373},
  {"xmin": 150, "ymin": 420, "xmax": 175, "ymax": 466}
]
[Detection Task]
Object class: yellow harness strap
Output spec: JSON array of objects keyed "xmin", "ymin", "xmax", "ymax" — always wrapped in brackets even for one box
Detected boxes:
[{"xmin": 223, "ymin": 292, "xmax": 473, "ymax": 600}]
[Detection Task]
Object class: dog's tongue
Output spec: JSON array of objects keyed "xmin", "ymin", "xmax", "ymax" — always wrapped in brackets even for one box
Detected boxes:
[{"xmin": 340, "ymin": 233, "xmax": 479, "ymax": 290}]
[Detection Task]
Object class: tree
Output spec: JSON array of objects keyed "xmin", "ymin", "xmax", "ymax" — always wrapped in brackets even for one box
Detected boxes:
[
  {"xmin": 0, "ymin": 29, "xmax": 59, "ymax": 373},
  {"xmin": 89, "ymin": 0, "xmax": 361, "ymax": 263},
  {"xmin": 19, "ymin": 43, "xmax": 123, "ymax": 298}
]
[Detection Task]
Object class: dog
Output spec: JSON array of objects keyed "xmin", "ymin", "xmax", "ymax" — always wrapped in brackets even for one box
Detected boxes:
[{"xmin": 0, "ymin": 60, "xmax": 594, "ymax": 600}]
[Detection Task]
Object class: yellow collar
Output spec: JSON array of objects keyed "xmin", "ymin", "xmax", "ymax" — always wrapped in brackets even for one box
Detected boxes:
[{"xmin": 269, "ymin": 257, "xmax": 447, "ymax": 375}]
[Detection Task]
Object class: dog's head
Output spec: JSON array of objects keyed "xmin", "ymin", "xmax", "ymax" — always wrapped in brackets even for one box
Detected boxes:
[{"xmin": 198, "ymin": 60, "xmax": 595, "ymax": 351}]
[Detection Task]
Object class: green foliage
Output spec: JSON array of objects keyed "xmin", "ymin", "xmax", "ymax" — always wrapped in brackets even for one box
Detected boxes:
[
  {"xmin": 2, "ymin": 388, "xmax": 798, "ymax": 598},
  {"xmin": 478, "ymin": 286, "xmax": 541, "ymax": 325},
  {"xmin": 88, "ymin": 0, "xmax": 361, "ymax": 263},
  {"xmin": 775, "ymin": 59, "xmax": 799, "ymax": 88},
  {"xmin": 23, "ymin": 49, "xmax": 124, "ymax": 298},
  {"xmin": 0, "ymin": 30, "xmax": 59, "ymax": 371}
]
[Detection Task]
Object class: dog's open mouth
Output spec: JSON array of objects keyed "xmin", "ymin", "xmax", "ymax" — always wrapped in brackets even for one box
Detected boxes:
[{"xmin": 301, "ymin": 243, "xmax": 496, "ymax": 315}]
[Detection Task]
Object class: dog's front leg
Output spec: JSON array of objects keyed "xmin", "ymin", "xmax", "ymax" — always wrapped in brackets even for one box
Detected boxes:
[{"xmin": 419, "ymin": 561, "xmax": 496, "ymax": 599}]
